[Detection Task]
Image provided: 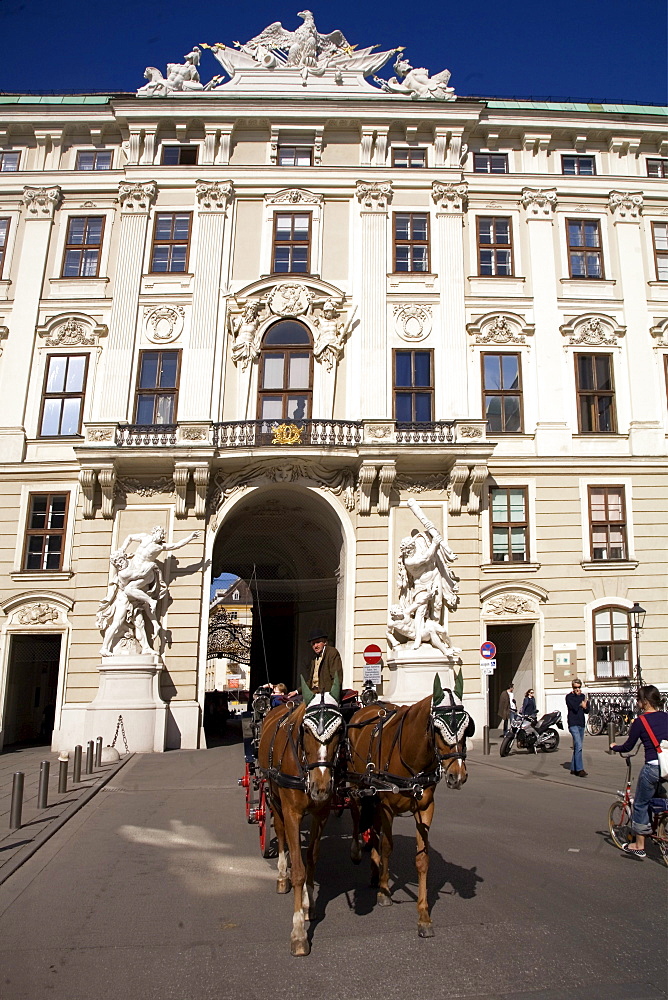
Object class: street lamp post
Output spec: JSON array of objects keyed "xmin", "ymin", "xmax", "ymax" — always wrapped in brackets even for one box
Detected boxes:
[{"xmin": 629, "ymin": 602, "xmax": 646, "ymax": 690}]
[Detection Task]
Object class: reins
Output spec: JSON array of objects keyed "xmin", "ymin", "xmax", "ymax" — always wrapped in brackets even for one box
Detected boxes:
[{"xmin": 259, "ymin": 699, "xmax": 342, "ymax": 794}]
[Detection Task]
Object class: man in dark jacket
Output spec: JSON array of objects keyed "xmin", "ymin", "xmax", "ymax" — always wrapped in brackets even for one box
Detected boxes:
[
  {"xmin": 565, "ymin": 678, "xmax": 589, "ymax": 777},
  {"xmin": 303, "ymin": 628, "xmax": 343, "ymax": 695}
]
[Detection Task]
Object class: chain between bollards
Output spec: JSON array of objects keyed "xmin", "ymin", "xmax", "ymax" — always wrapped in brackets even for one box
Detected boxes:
[
  {"xmin": 37, "ymin": 760, "xmax": 50, "ymax": 810},
  {"xmin": 58, "ymin": 751, "xmax": 69, "ymax": 794},
  {"xmin": 95, "ymin": 736, "xmax": 103, "ymax": 768},
  {"xmin": 73, "ymin": 744, "xmax": 82, "ymax": 783},
  {"xmin": 482, "ymin": 725, "xmax": 490, "ymax": 755},
  {"xmin": 10, "ymin": 772, "xmax": 24, "ymax": 830},
  {"xmin": 85, "ymin": 740, "xmax": 94, "ymax": 774}
]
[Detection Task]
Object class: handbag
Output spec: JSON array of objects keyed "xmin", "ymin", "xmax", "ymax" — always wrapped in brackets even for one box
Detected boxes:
[{"xmin": 638, "ymin": 714, "xmax": 668, "ymax": 779}]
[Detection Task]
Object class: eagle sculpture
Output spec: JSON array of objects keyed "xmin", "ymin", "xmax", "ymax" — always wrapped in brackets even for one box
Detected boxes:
[{"xmin": 245, "ymin": 10, "xmax": 351, "ymax": 68}]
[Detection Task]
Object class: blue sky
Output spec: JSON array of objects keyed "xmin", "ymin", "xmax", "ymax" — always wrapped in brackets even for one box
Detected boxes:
[{"xmin": 0, "ymin": 0, "xmax": 665, "ymax": 103}]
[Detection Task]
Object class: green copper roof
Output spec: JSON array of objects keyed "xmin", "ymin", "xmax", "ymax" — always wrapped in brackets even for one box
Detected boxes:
[
  {"xmin": 486, "ymin": 100, "xmax": 668, "ymax": 116},
  {"xmin": 0, "ymin": 95, "xmax": 113, "ymax": 105}
]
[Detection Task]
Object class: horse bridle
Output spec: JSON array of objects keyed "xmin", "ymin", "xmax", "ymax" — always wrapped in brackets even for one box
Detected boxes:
[
  {"xmin": 263, "ymin": 696, "xmax": 344, "ymax": 792},
  {"xmin": 431, "ymin": 692, "xmax": 474, "ymax": 776}
]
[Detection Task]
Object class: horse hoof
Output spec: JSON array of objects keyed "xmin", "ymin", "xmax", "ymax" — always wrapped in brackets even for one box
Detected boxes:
[
  {"xmin": 276, "ymin": 878, "xmax": 291, "ymax": 894},
  {"xmin": 291, "ymin": 940, "xmax": 310, "ymax": 957},
  {"xmin": 377, "ymin": 891, "xmax": 392, "ymax": 907},
  {"xmin": 418, "ymin": 923, "xmax": 434, "ymax": 938}
]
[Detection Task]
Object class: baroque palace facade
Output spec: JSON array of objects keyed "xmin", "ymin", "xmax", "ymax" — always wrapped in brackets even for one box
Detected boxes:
[{"xmin": 0, "ymin": 13, "xmax": 666, "ymax": 750}]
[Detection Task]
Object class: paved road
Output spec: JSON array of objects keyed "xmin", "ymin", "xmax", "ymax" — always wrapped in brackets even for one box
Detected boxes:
[{"xmin": 0, "ymin": 741, "xmax": 666, "ymax": 1000}]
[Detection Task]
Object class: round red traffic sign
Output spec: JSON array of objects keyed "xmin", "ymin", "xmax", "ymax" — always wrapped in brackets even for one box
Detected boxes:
[
  {"xmin": 480, "ymin": 641, "xmax": 497, "ymax": 659},
  {"xmin": 363, "ymin": 644, "xmax": 383, "ymax": 665}
]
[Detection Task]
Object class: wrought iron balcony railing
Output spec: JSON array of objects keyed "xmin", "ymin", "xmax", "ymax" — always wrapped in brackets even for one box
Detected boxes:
[{"xmin": 213, "ymin": 419, "xmax": 363, "ymax": 449}]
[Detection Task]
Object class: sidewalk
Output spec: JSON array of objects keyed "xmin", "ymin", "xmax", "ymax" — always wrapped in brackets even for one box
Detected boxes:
[{"xmin": 0, "ymin": 744, "xmax": 132, "ymax": 884}]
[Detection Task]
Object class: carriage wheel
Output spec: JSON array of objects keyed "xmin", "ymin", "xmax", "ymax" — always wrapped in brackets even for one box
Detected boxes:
[
  {"xmin": 242, "ymin": 763, "xmax": 253, "ymax": 822},
  {"xmin": 587, "ymin": 714, "xmax": 604, "ymax": 737},
  {"xmin": 259, "ymin": 785, "xmax": 275, "ymax": 858}
]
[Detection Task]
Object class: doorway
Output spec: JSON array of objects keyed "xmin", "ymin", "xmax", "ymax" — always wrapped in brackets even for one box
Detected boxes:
[
  {"xmin": 4, "ymin": 634, "xmax": 61, "ymax": 746},
  {"xmin": 487, "ymin": 624, "xmax": 534, "ymax": 728}
]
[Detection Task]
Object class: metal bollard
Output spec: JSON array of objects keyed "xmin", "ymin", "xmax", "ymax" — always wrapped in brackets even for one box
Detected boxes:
[
  {"xmin": 95, "ymin": 736, "xmax": 103, "ymax": 768},
  {"xmin": 608, "ymin": 719, "xmax": 616, "ymax": 744},
  {"xmin": 58, "ymin": 751, "xmax": 69, "ymax": 794},
  {"xmin": 9, "ymin": 772, "xmax": 24, "ymax": 830},
  {"xmin": 482, "ymin": 725, "xmax": 490, "ymax": 755},
  {"xmin": 73, "ymin": 744, "xmax": 82, "ymax": 783},
  {"xmin": 85, "ymin": 741, "xmax": 94, "ymax": 774},
  {"xmin": 37, "ymin": 760, "xmax": 50, "ymax": 809}
]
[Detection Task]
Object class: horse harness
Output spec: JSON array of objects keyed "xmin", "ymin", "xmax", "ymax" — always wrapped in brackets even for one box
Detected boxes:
[{"xmin": 258, "ymin": 697, "xmax": 344, "ymax": 794}]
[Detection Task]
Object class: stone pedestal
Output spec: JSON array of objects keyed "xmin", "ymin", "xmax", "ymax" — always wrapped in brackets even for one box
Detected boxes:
[
  {"xmin": 384, "ymin": 647, "xmax": 459, "ymax": 705},
  {"xmin": 84, "ymin": 653, "xmax": 168, "ymax": 753}
]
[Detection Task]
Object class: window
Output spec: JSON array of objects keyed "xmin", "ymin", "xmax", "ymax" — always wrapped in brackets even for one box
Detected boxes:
[
  {"xmin": 0, "ymin": 218, "xmax": 9, "ymax": 277},
  {"xmin": 0, "ymin": 151, "xmax": 19, "ymax": 172},
  {"xmin": 575, "ymin": 354, "xmax": 616, "ymax": 433},
  {"xmin": 647, "ymin": 158, "xmax": 668, "ymax": 178},
  {"xmin": 23, "ymin": 493, "xmax": 68, "ymax": 571},
  {"xmin": 567, "ymin": 219, "xmax": 603, "ymax": 278},
  {"xmin": 161, "ymin": 145, "xmax": 198, "ymax": 165},
  {"xmin": 134, "ymin": 350, "xmax": 180, "ymax": 424},
  {"xmin": 393, "ymin": 350, "xmax": 433, "ymax": 422},
  {"xmin": 562, "ymin": 155, "xmax": 596, "ymax": 176},
  {"xmin": 394, "ymin": 213, "xmax": 429, "ymax": 272},
  {"xmin": 473, "ymin": 153, "xmax": 508, "ymax": 173},
  {"xmin": 593, "ymin": 606, "xmax": 631, "ymax": 679},
  {"xmin": 150, "ymin": 213, "xmax": 192, "ymax": 273},
  {"xmin": 258, "ymin": 320, "xmax": 312, "ymax": 421},
  {"xmin": 392, "ymin": 148, "xmax": 427, "ymax": 168},
  {"xmin": 588, "ymin": 486, "xmax": 627, "ymax": 561},
  {"xmin": 482, "ymin": 353, "xmax": 522, "ymax": 433},
  {"xmin": 490, "ymin": 487, "xmax": 529, "ymax": 562},
  {"xmin": 652, "ymin": 222, "xmax": 668, "ymax": 281},
  {"xmin": 39, "ymin": 354, "xmax": 88, "ymax": 437},
  {"xmin": 278, "ymin": 146, "xmax": 312, "ymax": 166},
  {"xmin": 477, "ymin": 217, "xmax": 513, "ymax": 276},
  {"xmin": 61, "ymin": 216, "xmax": 104, "ymax": 278},
  {"xmin": 75, "ymin": 150, "xmax": 113, "ymax": 171},
  {"xmin": 272, "ymin": 213, "xmax": 311, "ymax": 274}
]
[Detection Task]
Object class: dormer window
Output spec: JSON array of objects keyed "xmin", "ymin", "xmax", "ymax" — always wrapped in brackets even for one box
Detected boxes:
[
  {"xmin": 161, "ymin": 145, "xmax": 198, "ymax": 166},
  {"xmin": 0, "ymin": 151, "xmax": 19, "ymax": 172},
  {"xmin": 392, "ymin": 148, "xmax": 427, "ymax": 168},
  {"xmin": 76, "ymin": 150, "xmax": 113, "ymax": 171},
  {"xmin": 473, "ymin": 153, "xmax": 508, "ymax": 173},
  {"xmin": 562, "ymin": 155, "xmax": 596, "ymax": 176},
  {"xmin": 278, "ymin": 146, "xmax": 313, "ymax": 166}
]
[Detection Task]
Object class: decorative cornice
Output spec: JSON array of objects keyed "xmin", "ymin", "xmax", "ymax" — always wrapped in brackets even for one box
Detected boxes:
[
  {"xmin": 650, "ymin": 317, "xmax": 668, "ymax": 348},
  {"xmin": 431, "ymin": 181, "xmax": 468, "ymax": 213},
  {"xmin": 195, "ymin": 179, "xmax": 234, "ymax": 212},
  {"xmin": 266, "ymin": 188, "xmax": 323, "ymax": 206},
  {"xmin": 608, "ymin": 190, "xmax": 643, "ymax": 221},
  {"xmin": 520, "ymin": 187, "xmax": 557, "ymax": 218},
  {"xmin": 0, "ymin": 325, "xmax": 8, "ymax": 356},
  {"xmin": 118, "ymin": 181, "xmax": 157, "ymax": 213},
  {"xmin": 355, "ymin": 180, "xmax": 393, "ymax": 212},
  {"xmin": 560, "ymin": 313, "xmax": 626, "ymax": 347},
  {"xmin": 21, "ymin": 185, "xmax": 62, "ymax": 220}
]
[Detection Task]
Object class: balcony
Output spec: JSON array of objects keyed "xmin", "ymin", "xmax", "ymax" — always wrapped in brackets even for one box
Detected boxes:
[{"xmin": 213, "ymin": 419, "xmax": 363, "ymax": 449}]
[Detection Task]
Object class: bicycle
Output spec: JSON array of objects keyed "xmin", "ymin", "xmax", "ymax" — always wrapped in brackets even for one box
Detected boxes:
[
  {"xmin": 607, "ymin": 749, "xmax": 668, "ymax": 866},
  {"xmin": 588, "ymin": 693, "xmax": 634, "ymax": 738}
]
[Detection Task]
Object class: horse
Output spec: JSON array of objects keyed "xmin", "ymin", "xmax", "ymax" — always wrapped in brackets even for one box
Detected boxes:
[
  {"xmin": 257, "ymin": 677, "xmax": 344, "ymax": 956},
  {"xmin": 346, "ymin": 674, "xmax": 472, "ymax": 938}
]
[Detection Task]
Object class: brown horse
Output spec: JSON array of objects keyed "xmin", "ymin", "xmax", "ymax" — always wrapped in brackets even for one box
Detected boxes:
[
  {"xmin": 347, "ymin": 674, "xmax": 472, "ymax": 937},
  {"xmin": 257, "ymin": 678, "xmax": 344, "ymax": 956}
]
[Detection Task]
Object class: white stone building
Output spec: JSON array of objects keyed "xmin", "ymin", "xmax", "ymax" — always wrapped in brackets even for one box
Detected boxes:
[{"xmin": 0, "ymin": 14, "xmax": 666, "ymax": 750}]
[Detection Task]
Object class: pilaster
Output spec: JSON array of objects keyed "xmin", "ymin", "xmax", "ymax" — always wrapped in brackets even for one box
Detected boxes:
[
  {"xmin": 432, "ymin": 181, "xmax": 468, "ymax": 417},
  {"xmin": 356, "ymin": 181, "xmax": 392, "ymax": 418}
]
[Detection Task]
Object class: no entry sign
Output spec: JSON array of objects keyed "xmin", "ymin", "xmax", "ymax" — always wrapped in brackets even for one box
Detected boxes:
[
  {"xmin": 480, "ymin": 641, "xmax": 497, "ymax": 660},
  {"xmin": 363, "ymin": 644, "xmax": 383, "ymax": 665}
]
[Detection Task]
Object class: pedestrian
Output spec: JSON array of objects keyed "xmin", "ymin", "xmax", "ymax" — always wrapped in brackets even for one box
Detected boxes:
[
  {"xmin": 610, "ymin": 684, "xmax": 668, "ymax": 858},
  {"xmin": 521, "ymin": 688, "xmax": 537, "ymax": 716},
  {"xmin": 498, "ymin": 683, "xmax": 517, "ymax": 736},
  {"xmin": 566, "ymin": 678, "xmax": 589, "ymax": 776},
  {"xmin": 270, "ymin": 682, "xmax": 288, "ymax": 708},
  {"xmin": 302, "ymin": 628, "xmax": 343, "ymax": 695}
]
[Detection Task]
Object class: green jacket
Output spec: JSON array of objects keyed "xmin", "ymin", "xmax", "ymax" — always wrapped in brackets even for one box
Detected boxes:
[{"xmin": 302, "ymin": 644, "xmax": 343, "ymax": 694}]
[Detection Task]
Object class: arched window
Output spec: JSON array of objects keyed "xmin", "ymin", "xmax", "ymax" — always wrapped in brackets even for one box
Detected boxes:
[
  {"xmin": 258, "ymin": 320, "xmax": 313, "ymax": 421},
  {"xmin": 593, "ymin": 605, "xmax": 631, "ymax": 680}
]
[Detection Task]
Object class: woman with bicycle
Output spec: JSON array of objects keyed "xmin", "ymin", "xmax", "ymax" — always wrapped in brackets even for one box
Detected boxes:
[{"xmin": 610, "ymin": 685, "xmax": 668, "ymax": 858}]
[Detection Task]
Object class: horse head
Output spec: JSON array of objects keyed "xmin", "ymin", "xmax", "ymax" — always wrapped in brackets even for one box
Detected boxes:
[
  {"xmin": 300, "ymin": 676, "xmax": 344, "ymax": 803},
  {"xmin": 431, "ymin": 674, "xmax": 473, "ymax": 789}
]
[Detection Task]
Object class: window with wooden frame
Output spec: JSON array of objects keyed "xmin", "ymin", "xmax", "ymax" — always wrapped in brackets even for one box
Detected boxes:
[
  {"xmin": 0, "ymin": 151, "xmax": 19, "ymax": 172},
  {"xmin": 75, "ymin": 149, "xmax": 113, "ymax": 171},
  {"xmin": 392, "ymin": 148, "xmax": 427, "ymax": 168},
  {"xmin": 490, "ymin": 487, "xmax": 529, "ymax": 562},
  {"xmin": 0, "ymin": 218, "xmax": 9, "ymax": 278},
  {"xmin": 272, "ymin": 213, "xmax": 311, "ymax": 274},
  {"xmin": 562, "ymin": 155, "xmax": 596, "ymax": 175},
  {"xmin": 393, "ymin": 213, "xmax": 429, "ymax": 272},
  {"xmin": 588, "ymin": 486, "xmax": 627, "ymax": 561},
  {"xmin": 257, "ymin": 320, "xmax": 313, "ymax": 422},
  {"xmin": 161, "ymin": 145, "xmax": 198, "ymax": 165},
  {"xmin": 575, "ymin": 353, "xmax": 616, "ymax": 433},
  {"xmin": 473, "ymin": 153, "xmax": 508, "ymax": 173},
  {"xmin": 652, "ymin": 222, "xmax": 668, "ymax": 281},
  {"xmin": 647, "ymin": 158, "xmax": 668, "ymax": 178},
  {"xmin": 150, "ymin": 213, "xmax": 192, "ymax": 273},
  {"xmin": 593, "ymin": 606, "xmax": 631, "ymax": 679},
  {"xmin": 477, "ymin": 217, "xmax": 513, "ymax": 276},
  {"xmin": 567, "ymin": 218, "xmax": 604, "ymax": 278},
  {"xmin": 39, "ymin": 354, "xmax": 88, "ymax": 437},
  {"xmin": 278, "ymin": 146, "xmax": 313, "ymax": 166},
  {"xmin": 23, "ymin": 492, "xmax": 69, "ymax": 571},
  {"xmin": 134, "ymin": 350, "xmax": 180, "ymax": 424},
  {"xmin": 61, "ymin": 216, "xmax": 104, "ymax": 278},
  {"xmin": 482, "ymin": 353, "xmax": 523, "ymax": 433},
  {"xmin": 393, "ymin": 350, "xmax": 433, "ymax": 422}
]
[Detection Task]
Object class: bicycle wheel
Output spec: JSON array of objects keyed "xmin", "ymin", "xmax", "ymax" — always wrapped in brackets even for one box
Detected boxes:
[
  {"xmin": 612, "ymin": 713, "xmax": 629, "ymax": 738},
  {"xmin": 656, "ymin": 815, "xmax": 668, "ymax": 868},
  {"xmin": 608, "ymin": 800, "xmax": 632, "ymax": 849},
  {"xmin": 587, "ymin": 714, "xmax": 604, "ymax": 737}
]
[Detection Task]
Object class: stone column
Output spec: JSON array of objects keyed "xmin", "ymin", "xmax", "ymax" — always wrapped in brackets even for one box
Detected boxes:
[
  {"xmin": 608, "ymin": 191, "xmax": 662, "ymax": 453},
  {"xmin": 179, "ymin": 181, "xmax": 234, "ymax": 419},
  {"xmin": 97, "ymin": 182, "xmax": 157, "ymax": 421},
  {"xmin": 0, "ymin": 186, "xmax": 61, "ymax": 461},
  {"xmin": 520, "ymin": 188, "xmax": 570, "ymax": 454},
  {"xmin": 356, "ymin": 181, "xmax": 392, "ymax": 418},
  {"xmin": 432, "ymin": 182, "xmax": 468, "ymax": 418}
]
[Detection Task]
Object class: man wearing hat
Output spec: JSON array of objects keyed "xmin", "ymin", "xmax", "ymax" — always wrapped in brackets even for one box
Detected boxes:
[{"xmin": 304, "ymin": 628, "xmax": 343, "ymax": 694}]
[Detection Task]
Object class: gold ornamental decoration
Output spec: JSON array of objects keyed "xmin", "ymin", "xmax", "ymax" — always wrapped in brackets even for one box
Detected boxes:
[{"xmin": 272, "ymin": 423, "xmax": 303, "ymax": 445}]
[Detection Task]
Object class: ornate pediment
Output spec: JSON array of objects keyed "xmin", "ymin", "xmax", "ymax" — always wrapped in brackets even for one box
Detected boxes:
[
  {"xmin": 650, "ymin": 316, "xmax": 668, "ymax": 348},
  {"xmin": 480, "ymin": 582, "xmax": 548, "ymax": 621},
  {"xmin": 467, "ymin": 312, "xmax": 535, "ymax": 346},
  {"xmin": 266, "ymin": 188, "xmax": 322, "ymax": 207},
  {"xmin": 209, "ymin": 462, "xmax": 357, "ymax": 512},
  {"xmin": 37, "ymin": 313, "xmax": 108, "ymax": 348},
  {"xmin": 560, "ymin": 313, "xmax": 626, "ymax": 347}
]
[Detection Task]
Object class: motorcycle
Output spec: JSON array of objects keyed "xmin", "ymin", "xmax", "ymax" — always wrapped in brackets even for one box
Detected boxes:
[{"xmin": 499, "ymin": 710, "xmax": 563, "ymax": 757}]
